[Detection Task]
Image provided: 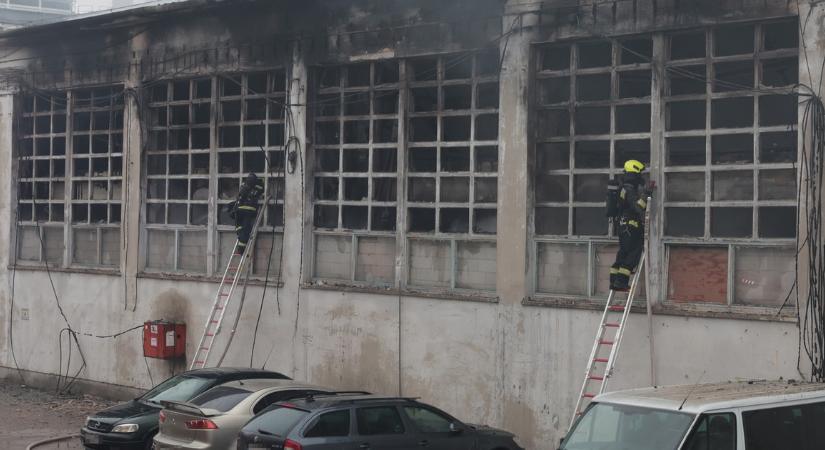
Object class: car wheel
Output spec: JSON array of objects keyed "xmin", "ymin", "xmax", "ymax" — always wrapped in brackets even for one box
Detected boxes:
[{"xmin": 144, "ymin": 433, "xmax": 157, "ymax": 450}]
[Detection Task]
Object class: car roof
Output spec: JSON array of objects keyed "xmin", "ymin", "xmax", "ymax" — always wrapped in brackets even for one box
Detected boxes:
[
  {"xmin": 212, "ymin": 379, "xmax": 331, "ymax": 393},
  {"xmin": 594, "ymin": 380, "xmax": 825, "ymax": 414},
  {"xmin": 181, "ymin": 367, "xmax": 290, "ymax": 380},
  {"xmin": 285, "ymin": 394, "xmax": 417, "ymax": 411}
]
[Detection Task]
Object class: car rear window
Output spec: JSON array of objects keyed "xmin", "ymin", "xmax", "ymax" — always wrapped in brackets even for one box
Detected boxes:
[
  {"xmin": 142, "ymin": 375, "xmax": 213, "ymax": 404},
  {"xmin": 190, "ymin": 386, "xmax": 252, "ymax": 412},
  {"xmin": 244, "ymin": 406, "xmax": 309, "ymax": 437}
]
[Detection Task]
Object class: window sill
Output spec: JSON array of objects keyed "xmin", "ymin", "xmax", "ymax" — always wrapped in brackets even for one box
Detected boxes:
[
  {"xmin": 524, "ymin": 295, "xmax": 797, "ymax": 323},
  {"xmin": 9, "ymin": 264, "xmax": 121, "ymax": 277},
  {"xmin": 138, "ymin": 271, "xmax": 284, "ymax": 288},
  {"xmin": 303, "ymin": 280, "xmax": 499, "ymax": 304}
]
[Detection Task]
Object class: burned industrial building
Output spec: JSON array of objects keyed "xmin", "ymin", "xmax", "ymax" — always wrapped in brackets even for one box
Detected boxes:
[{"xmin": 0, "ymin": 0, "xmax": 821, "ymax": 447}]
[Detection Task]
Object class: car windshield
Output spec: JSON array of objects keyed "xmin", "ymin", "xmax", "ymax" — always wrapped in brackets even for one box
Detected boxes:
[
  {"xmin": 561, "ymin": 402, "xmax": 695, "ymax": 450},
  {"xmin": 243, "ymin": 406, "xmax": 309, "ymax": 437},
  {"xmin": 140, "ymin": 375, "xmax": 213, "ymax": 404},
  {"xmin": 190, "ymin": 386, "xmax": 253, "ymax": 412}
]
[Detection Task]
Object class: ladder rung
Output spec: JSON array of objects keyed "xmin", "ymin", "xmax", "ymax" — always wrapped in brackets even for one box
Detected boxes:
[
  {"xmin": 594, "ymin": 358, "xmax": 609, "ymax": 363},
  {"xmin": 588, "ymin": 375, "xmax": 605, "ymax": 381},
  {"xmin": 194, "ymin": 360, "xmax": 205, "ymax": 364},
  {"xmin": 220, "ymin": 293, "xmax": 230, "ymax": 297},
  {"xmin": 608, "ymin": 306, "xmax": 625, "ymax": 312},
  {"xmin": 210, "ymin": 320, "xmax": 219, "ymax": 324},
  {"xmin": 604, "ymin": 323, "xmax": 620, "ymax": 328},
  {"xmin": 215, "ymin": 306, "xmax": 224, "ymax": 310},
  {"xmin": 599, "ymin": 340, "xmax": 614, "ymax": 346},
  {"xmin": 582, "ymin": 393, "xmax": 596, "ymax": 398},
  {"xmin": 200, "ymin": 347, "xmax": 209, "ymax": 351},
  {"xmin": 206, "ymin": 333, "xmax": 215, "ymax": 337}
]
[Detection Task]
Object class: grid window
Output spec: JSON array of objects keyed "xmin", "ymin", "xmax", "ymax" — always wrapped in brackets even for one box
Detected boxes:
[
  {"xmin": 16, "ymin": 89, "xmax": 124, "ymax": 268},
  {"xmin": 663, "ymin": 21, "xmax": 798, "ymax": 241},
  {"xmin": 146, "ymin": 74, "xmax": 286, "ymax": 275},
  {"xmin": 535, "ymin": 36, "xmax": 653, "ymax": 239}
]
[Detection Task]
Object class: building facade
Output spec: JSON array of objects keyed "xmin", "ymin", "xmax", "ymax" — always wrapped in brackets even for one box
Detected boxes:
[
  {"xmin": 0, "ymin": 0, "xmax": 71, "ymax": 30},
  {"xmin": 0, "ymin": 0, "xmax": 820, "ymax": 447}
]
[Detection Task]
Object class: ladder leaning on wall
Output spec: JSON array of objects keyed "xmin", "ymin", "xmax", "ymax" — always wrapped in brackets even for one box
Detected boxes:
[
  {"xmin": 189, "ymin": 200, "xmax": 267, "ymax": 370},
  {"xmin": 568, "ymin": 195, "xmax": 652, "ymax": 431}
]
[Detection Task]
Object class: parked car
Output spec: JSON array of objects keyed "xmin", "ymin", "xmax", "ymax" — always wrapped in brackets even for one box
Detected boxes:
[
  {"xmin": 153, "ymin": 379, "xmax": 334, "ymax": 450},
  {"xmin": 236, "ymin": 394, "xmax": 524, "ymax": 450},
  {"xmin": 81, "ymin": 368, "xmax": 290, "ymax": 450},
  {"xmin": 560, "ymin": 380, "xmax": 825, "ymax": 450}
]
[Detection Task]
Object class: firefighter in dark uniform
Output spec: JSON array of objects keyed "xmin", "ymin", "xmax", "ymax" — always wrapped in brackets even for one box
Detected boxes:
[
  {"xmin": 229, "ymin": 172, "xmax": 265, "ymax": 255},
  {"xmin": 609, "ymin": 160, "xmax": 652, "ymax": 291}
]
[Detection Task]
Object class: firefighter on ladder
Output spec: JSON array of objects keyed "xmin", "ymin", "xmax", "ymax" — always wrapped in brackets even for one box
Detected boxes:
[
  {"xmin": 608, "ymin": 160, "xmax": 653, "ymax": 291},
  {"xmin": 228, "ymin": 173, "xmax": 264, "ymax": 255}
]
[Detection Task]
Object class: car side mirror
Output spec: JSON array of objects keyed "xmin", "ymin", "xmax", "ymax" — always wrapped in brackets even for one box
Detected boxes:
[{"xmin": 449, "ymin": 423, "xmax": 462, "ymax": 435}]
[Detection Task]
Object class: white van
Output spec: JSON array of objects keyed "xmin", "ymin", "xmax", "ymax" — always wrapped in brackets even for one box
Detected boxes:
[{"xmin": 560, "ymin": 380, "xmax": 825, "ymax": 450}]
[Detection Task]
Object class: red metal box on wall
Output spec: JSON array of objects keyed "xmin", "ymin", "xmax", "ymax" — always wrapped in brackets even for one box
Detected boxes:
[{"xmin": 143, "ymin": 321, "xmax": 186, "ymax": 359}]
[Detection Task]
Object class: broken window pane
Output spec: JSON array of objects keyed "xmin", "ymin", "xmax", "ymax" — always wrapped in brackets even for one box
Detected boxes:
[
  {"xmin": 538, "ymin": 109, "xmax": 570, "ymax": 138},
  {"xmin": 670, "ymin": 31, "xmax": 706, "ymax": 60},
  {"xmin": 473, "ymin": 209, "xmax": 497, "ymax": 234},
  {"xmin": 711, "ymin": 97, "xmax": 753, "ymax": 128},
  {"xmin": 243, "ymin": 125, "xmax": 265, "ymax": 148},
  {"xmin": 711, "ymin": 207, "xmax": 752, "ymax": 237},
  {"xmin": 371, "ymin": 207, "xmax": 396, "ymax": 231},
  {"xmin": 759, "ymin": 95, "xmax": 797, "ymax": 126},
  {"xmin": 343, "ymin": 178, "xmax": 368, "ymax": 201},
  {"xmin": 375, "ymin": 61, "xmax": 399, "ymax": 85},
  {"xmin": 574, "ymin": 174, "xmax": 608, "ymax": 202},
  {"xmin": 168, "ymin": 180, "xmax": 187, "ymax": 200},
  {"xmin": 541, "ymin": 45, "xmax": 570, "ymax": 70},
  {"xmin": 218, "ymin": 177, "xmax": 239, "ymax": 199},
  {"xmin": 577, "ymin": 74, "xmax": 611, "ymax": 101},
  {"xmin": 734, "ymin": 247, "xmax": 795, "ymax": 306},
  {"xmin": 408, "ymin": 207, "xmax": 435, "ymax": 232},
  {"xmin": 619, "ymin": 70, "xmax": 652, "ymax": 98},
  {"xmin": 409, "ymin": 117, "xmax": 437, "ymax": 142},
  {"xmin": 314, "ymin": 177, "xmax": 338, "ymax": 200},
  {"xmin": 342, "ymin": 206, "xmax": 368, "ymax": 229},
  {"xmin": 219, "ymin": 126, "xmax": 240, "ymax": 147},
  {"xmin": 762, "ymin": 58, "xmax": 798, "ymax": 87},
  {"xmin": 147, "ymin": 180, "xmax": 165, "ymax": 199},
  {"xmin": 620, "ymin": 37, "xmax": 653, "ymax": 64},
  {"xmin": 759, "ymin": 169, "xmax": 796, "ymax": 200},
  {"xmin": 539, "ymin": 77, "xmax": 570, "ymax": 104},
  {"xmin": 343, "ymin": 148, "xmax": 369, "ymax": 172},
  {"xmin": 574, "ymin": 140, "xmax": 610, "ymax": 168},
  {"xmin": 666, "ymin": 172, "xmax": 705, "ymax": 202},
  {"xmin": 444, "ymin": 85, "xmax": 472, "ymax": 110},
  {"xmin": 221, "ymin": 101, "xmax": 241, "ymax": 122},
  {"xmin": 409, "ymin": 147, "xmax": 437, "ymax": 172},
  {"xmin": 476, "ymin": 48, "xmax": 500, "ymax": 76},
  {"xmin": 574, "ymin": 106, "xmax": 610, "ymax": 135},
  {"xmin": 665, "ymin": 208, "xmax": 704, "ymax": 237},
  {"xmin": 667, "ymin": 137, "xmax": 705, "ymax": 166},
  {"xmin": 343, "ymin": 120, "xmax": 370, "ymax": 144},
  {"xmin": 615, "ymin": 104, "xmax": 651, "ymax": 133},
  {"xmin": 442, "ymin": 116, "xmax": 471, "ymax": 141},
  {"xmin": 441, "ymin": 147, "xmax": 470, "ymax": 172},
  {"xmin": 764, "ymin": 20, "xmax": 798, "ymax": 51},
  {"xmin": 615, "ymin": 139, "xmax": 650, "ymax": 168},
  {"xmin": 667, "ymin": 101, "xmax": 705, "ymax": 131},
  {"xmin": 409, "ymin": 177, "xmax": 436, "ymax": 202},
  {"xmin": 445, "ymin": 54, "xmax": 473, "ymax": 80},
  {"xmin": 475, "ymin": 114, "xmax": 498, "ymax": 141},
  {"xmin": 476, "ymin": 146, "xmax": 498, "ymax": 172},
  {"xmin": 758, "ymin": 206, "xmax": 796, "ymax": 238},
  {"xmin": 146, "ymin": 204, "xmax": 165, "ymax": 224},
  {"xmin": 374, "ymin": 119, "xmax": 398, "ymax": 143},
  {"xmin": 440, "ymin": 177, "xmax": 470, "ymax": 202},
  {"xmin": 412, "ymin": 87, "xmax": 438, "ymax": 112},
  {"xmin": 372, "ymin": 178, "xmax": 396, "ymax": 202},
  {"xmin": 537, "ymin": 142, "xmax": 569, "ymax": 171},
  {"xmin": 474, "ymin": 178, "xmax": 497, "ymax": 203},
  {"xmin": 218, "ymin": 152, "xmax": 239, "ymax": 173},
  {"xmin": 313, "ymin": 205, "xmax": 338, "ymax": 228},
  {"xmin": 573, "ymin": 207, "xmax": 607, "ymax": 235},
  {"xmin": 535, "ymin": 207, "xmax": 568, "ymax": 235},
  {"xmin": 712, "ymin": 171, "xmax": 753, "ymax": 201},
  {"xmin": 477, "ymin": 82, "xmax": 499, "ymax": 109},
  {"xmin": 192, "ymin": 129, "xmax": 210, "ymax": 149},
  {"xmin": 194, "ymin": 78, "xmax": 211, "ymax": 98},
  {"xmin": 373, "ymin": 148, "xmax": 397, "ymax": 172},
  {"xmin": 715, "ymin": 24, "xmax": 754, "ymax": 56},
  {"xmin": 578, "ymin": 41, "xmax": 612, "ymax": 68},
  {"xmin": 246, "ymin": 99, "xmax": 267, "ymax": 120},
  {"xmin": 712, "ymin": 134, "xmax": 753, "ymax": 164},
  {"xmin": 535, "ymin": 175, "xmax": 569, "ymax": 203},
  {"xmin": 346, "ymin": 64, "xmax": 371, "ymax": 87},
  {"xmin": 344, "ymin": 92, "xmax": 370, "ymax": 116},
  {"xmin": 439, "ymin": 208, "xmax": 469, "ymax": 233},
  {"xmin": 374, "ymin": 91, "xmax": 398, "ymax": 114},
  {"xmin": 411, "ymin": 58, "xmax": 437, "ymax": 82},
  {"xmin": 713, "ymin": 61, "xmax": 754, "ymax": 92},
  {"xmin": 317, "ymin": 94, "xmax": 340, "ymax": 117}
]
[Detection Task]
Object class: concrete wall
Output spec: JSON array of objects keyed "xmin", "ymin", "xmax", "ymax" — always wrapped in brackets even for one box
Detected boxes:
[{"xmin": 0, "ymin": 0, "xmax": 816, "ymax": 448}]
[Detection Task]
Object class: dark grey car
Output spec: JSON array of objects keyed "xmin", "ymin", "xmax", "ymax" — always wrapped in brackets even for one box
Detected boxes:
[{"xmin": 236, "ymin": 394, "xmax": 524, "ymax": 450}]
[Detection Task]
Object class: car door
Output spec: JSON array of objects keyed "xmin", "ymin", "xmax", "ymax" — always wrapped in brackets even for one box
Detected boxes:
[
  {"xmin": 298, "ymin": 408, "xmax": 360, "ymax": 450},
  {"xmin": 400, "ymin": 405, "xmax": 474, "ymax": 450},
  {"xmin": 354, "ymin": 405, "xmax": 419, "ymax": 450}
]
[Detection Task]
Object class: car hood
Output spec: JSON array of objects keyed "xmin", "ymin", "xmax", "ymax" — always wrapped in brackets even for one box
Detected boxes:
[
  {"xmin": 467, "ymin": 423, "xmax": 515, "ymax": 438},
  {"xmin": 92, "ymin": 400, "xmax": 161, "ymax": 423}
]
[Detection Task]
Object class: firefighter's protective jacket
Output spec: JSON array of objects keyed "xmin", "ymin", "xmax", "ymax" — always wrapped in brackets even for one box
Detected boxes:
[
  {"xmin": 237, "ymin": 178, "xmax": 264, "ymax": 212},
  {"xmin": 619, "ymin": 174, "xmax": 648, "ymax": 226}
]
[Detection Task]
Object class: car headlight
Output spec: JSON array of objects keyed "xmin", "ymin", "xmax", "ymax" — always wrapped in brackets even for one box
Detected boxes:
[{"xmin": 111, "ymin": 423, "xmax": 140, "ymax": 433}]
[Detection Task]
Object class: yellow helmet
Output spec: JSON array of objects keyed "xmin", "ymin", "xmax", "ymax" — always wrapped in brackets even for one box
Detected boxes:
[{"xmin": 624, "ymin": 159, "xmax": 645, "ymax": 174}]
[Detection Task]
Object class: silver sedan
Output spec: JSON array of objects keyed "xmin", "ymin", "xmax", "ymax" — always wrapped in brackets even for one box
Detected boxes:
[{"xmin": 153, "ymin": 378, "xmax": 332, "ymax": 450}]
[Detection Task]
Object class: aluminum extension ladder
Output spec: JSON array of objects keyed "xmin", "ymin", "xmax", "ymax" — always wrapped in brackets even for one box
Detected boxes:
[
  {"xmin": 189, "ymin": 202, "xmax": 267, "ymax": 370},
  {"xmin": 568, "ymin": 196, "xmax": 652, "ymax": 430}
]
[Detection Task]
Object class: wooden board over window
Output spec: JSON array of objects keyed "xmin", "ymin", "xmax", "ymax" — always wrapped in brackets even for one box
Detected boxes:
[{"xmin": 667, "ymin": 246, "xmax": 728, "ymax": 303}]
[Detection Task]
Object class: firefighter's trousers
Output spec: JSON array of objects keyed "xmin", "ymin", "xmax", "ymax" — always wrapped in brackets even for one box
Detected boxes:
[
  {"xmin": 610, "ymin": 220, "xmax": 644, "ymax": 289},
  {"xmin": 235, "ymin": 208, "xmax": 257, "ymax": 251}
]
